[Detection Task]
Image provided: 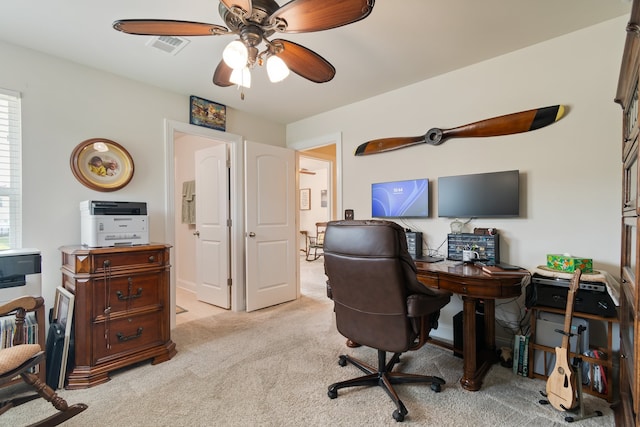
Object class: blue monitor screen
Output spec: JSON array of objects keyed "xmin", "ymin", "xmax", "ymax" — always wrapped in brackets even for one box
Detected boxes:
[{"xmin": 371, "ymin": 178, "xmax": 429, "ymax": 218}]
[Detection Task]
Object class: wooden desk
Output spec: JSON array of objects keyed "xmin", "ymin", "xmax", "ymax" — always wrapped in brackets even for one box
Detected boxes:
[{"xmin": 415, "ymin": 261, "xmax": 527, "ymax": 391}]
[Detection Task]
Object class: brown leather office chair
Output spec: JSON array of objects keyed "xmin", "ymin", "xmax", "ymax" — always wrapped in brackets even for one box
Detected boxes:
[
  {"xmin": 0, "ymin": 296, "xmax": 87, "ymax": 426},
  {"xmin": 324, "ymin": 220, "xmax": 452, "ymax": 422}
]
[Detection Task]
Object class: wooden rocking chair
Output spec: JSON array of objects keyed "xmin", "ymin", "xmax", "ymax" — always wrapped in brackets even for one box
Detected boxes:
[
  {"xmin": 306, "ymin": 222, "xmax": 327, "ymax": 261},
  {"xmin": 0, "ymin": 296, "xmax": 87, "ymax": 426}
]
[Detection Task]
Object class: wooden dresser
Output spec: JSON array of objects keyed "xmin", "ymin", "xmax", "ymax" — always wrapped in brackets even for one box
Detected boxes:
[
  {"xmin": 616, "ymin": 1, "xmax": 640, "ymax": 424},
  {"xmin": 59, "ymin": 244, "xmax": 176, "ymax": 389}
]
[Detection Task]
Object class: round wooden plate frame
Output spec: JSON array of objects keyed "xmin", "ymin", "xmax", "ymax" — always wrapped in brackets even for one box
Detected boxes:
[{"xmin": 70, "ymin": 138, "xmax": 134, "ymax": 192}]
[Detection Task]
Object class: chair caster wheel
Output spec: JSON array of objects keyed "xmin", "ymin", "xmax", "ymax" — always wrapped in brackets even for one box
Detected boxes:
[
  {"xmin": 392, "ymin": 409, "xmax": 404, "ymax": 422},
  {"xmin": 338, "ymin": 355, "xmax": 348, "ymax": 367},
  {"xmin": 431, "ymin": 382, "xmax": 442, "ymax": 392},
  {"xmin": 327, "ymin": 388, "xmax": 338, "ymax": 399}
]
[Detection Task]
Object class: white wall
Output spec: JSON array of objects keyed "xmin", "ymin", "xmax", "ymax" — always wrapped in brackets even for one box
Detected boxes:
[
  {"xmin": 0, "ymin": 40, "xmax": 285, "ymax": 317},
  {"xmin": 287, "ymin": 17, "xmax": 626, "ymax": 345}
]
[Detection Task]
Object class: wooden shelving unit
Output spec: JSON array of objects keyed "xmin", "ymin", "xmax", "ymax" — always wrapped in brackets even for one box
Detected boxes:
[{"xmin": 528, "ymin": 305, "xmax": 618, "ymax": 403}]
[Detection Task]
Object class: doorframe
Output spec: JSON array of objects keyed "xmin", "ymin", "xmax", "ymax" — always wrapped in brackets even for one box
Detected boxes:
[
  {"xmin": 164, "ymin": 119, "xmax": 247, "ymax": 330},
  {"xmin": 288, "ymin": 132, "xmax": 343, "ymax": 220}
]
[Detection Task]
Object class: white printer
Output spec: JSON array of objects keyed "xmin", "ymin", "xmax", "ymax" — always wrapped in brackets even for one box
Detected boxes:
[{"xmin": 80, "ymin": 200, "xmax": 149, "ymax": 247}]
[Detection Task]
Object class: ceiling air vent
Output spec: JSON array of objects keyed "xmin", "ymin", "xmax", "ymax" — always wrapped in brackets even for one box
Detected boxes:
[{"xmin": 146, "ymin": 35, "xmax": 190, "ymax": 55}]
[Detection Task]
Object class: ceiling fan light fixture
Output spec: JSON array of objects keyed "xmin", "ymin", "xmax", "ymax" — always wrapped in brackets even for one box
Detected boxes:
[
  {"xmin": 230, "ymin": 67, "xmax": 251, "ymax": 88},
  {"xmin": 223, "ymin": 40, "xmax": 248, "ymax": 69},
  {"xmin": 266, "ymin": 55, "xmax": 290, "ymax": 83}
]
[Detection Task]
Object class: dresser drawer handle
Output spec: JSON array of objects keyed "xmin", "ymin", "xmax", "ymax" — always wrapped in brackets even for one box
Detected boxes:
[
  {"xmin": 116, "ymin": 327, "xmax": 143, "ymax": 342},
  {"xmin": 148, "ymin": 256, "xmax": 155, "ymax": 263},
  {"xmin": 116, "ymin": 287, "xmax": 143, "ymax": 301}
]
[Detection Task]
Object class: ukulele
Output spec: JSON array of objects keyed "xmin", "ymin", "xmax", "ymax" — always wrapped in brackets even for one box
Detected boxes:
[{"xmin": 545, "ymin": 269, "xmax": 581, "ymax": 411}]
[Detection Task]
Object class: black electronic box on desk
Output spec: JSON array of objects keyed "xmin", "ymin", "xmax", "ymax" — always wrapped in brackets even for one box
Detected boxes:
[
  {"xmin": 447, "ymin": 233, "xmax": 500, "ymax": 264},
  {"xmin": 528, "ymin": 273, "xmax": 617, "ymax": 317},
  {"xmin": 405, "ymin": 231, "xmax": 422, "ymax": 259}
]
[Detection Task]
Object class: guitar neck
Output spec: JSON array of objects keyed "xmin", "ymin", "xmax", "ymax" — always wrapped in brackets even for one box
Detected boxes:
[{"xmin": 560, "ymin": 270, "xmax": 581, "ymax": 351}]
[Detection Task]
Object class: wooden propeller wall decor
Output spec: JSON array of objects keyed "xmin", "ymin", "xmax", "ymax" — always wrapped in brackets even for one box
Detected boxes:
[
  {"xmin": 354, "ymin": 105, "xmax": 566, "ymax": 156},
  {"xmin": 113, "ymin": 0, "xmax": 375, "ymax": 92}
]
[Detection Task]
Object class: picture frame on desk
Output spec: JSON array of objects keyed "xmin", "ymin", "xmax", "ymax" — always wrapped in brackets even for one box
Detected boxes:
[{"xmin": 53, "ymin": 286, "xmax": 75, "ymax": 389}]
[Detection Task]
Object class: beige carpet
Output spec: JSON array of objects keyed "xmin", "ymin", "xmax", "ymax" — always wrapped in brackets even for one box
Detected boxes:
[{"xmin": 2, "ymin": 259, "xmax": 615, "ymax": 426}]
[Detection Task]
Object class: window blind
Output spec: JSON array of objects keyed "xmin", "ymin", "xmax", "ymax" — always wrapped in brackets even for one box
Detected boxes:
[{"xmin": 0, "ymin": 88, "xmax": 22, "ymax": 249}]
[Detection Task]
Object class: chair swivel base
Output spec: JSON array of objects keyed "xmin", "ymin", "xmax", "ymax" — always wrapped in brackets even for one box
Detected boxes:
[{"xmin": 327, "ymin": 350, "xmax": 445, "ymax": 422}]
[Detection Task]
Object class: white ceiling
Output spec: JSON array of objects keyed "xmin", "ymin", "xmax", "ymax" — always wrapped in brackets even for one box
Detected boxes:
[{"xmin": 0, "ymin": 0, "xmax": 632, "ymax": 124}]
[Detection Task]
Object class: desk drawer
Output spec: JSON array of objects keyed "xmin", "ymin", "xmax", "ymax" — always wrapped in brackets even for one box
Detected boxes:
[{"xmin": 441, "ymin": 279, "xmax": 504, "ymax": 298}]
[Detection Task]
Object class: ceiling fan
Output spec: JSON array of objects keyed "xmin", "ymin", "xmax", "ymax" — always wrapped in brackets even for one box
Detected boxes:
[{"xmin": 113, "ymin": 0, "xmax": 375, "ymax": 95}]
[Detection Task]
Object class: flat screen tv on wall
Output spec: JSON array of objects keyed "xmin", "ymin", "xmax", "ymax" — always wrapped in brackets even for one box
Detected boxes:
[
  {"xmin": 437, "ymin": 170, "xmax": 520, "ymax": 218},
  {"xmin": 371, "ymin": 178, "xmax": 429, "ymax": 218}
]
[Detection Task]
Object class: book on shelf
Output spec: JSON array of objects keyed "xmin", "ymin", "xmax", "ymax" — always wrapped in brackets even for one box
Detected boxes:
[
  {"xmin": 512, "ymin": 336, "xmax": 519, "ymax": 375},
  {"xmin": 512, "ymin": 334, "xmax": 530, "ymax": 376}
]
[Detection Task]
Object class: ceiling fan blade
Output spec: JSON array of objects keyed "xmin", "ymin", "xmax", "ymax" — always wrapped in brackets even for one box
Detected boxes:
[
  {"xmin": 220, "ymin": 0, "xmax": 253, "ymax": 14},
  {"xmin": 355, "ymin": 105, "xmax": 566, "ymax": 156},
  {"xmin": 113, "ymin": 19, "xmax": 229, "ymax": 36},
  {"xmin": 272, "ymin": 39, "xmax": 335, "ymax": 83},
  {"xmin": 213, "ymin": 60, "xmax": 234, "ymax": 87},
  {"xmin": 269, "ymin": 0, "xmax": 374, "ymax": 33}
]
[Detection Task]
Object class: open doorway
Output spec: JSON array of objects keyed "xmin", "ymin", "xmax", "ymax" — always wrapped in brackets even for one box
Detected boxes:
[
  {"xmin": 165, "ymin": 120, "xmax": 245, "ymax": 329},
  {"xmin": 298, "ymin": 155, "xmax": 331, "ymax": 254},
  {"xmin": 173, "ymin": 133, "xmax": 231, "ymax": 325},
  {"xmin": 167, "ymin": 120, "xmax": 298, "ymax": 324},
  {"xmin": 293, "ymin": 133, "xmax": 341, "ymax": 297}
]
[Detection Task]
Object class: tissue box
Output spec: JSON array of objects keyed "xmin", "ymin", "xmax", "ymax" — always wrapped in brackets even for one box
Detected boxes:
[{"xmin": 546, "ymin": 254, "xmax": 593, "ymax": 273}]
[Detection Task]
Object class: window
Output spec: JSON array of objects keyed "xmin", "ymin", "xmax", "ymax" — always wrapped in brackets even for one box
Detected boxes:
[{"xmin": 0, "ymin": 88, "xmax": 22, "ymax": 249}]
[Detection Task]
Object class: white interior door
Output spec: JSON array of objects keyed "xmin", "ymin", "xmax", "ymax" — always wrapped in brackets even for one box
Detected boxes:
[
  {"xmin": 244, "ymin": 141, "xmax": 297, "ymax": 312},
  {"xmin": 195, "ymin": 144, "xmax": 230, "ymax": 309}
]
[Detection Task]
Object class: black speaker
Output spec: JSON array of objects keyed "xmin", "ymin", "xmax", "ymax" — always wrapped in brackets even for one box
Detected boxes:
[
  {"xmin": 405, "ymin": 231, "xmax": 422, "ymax": 258},
  {"xmin": 453, "ymin": 310, "xmax": 485, "ymax": 358}
]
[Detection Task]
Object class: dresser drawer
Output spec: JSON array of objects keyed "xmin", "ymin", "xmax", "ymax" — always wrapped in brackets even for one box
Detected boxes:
[
  {"xmin": 92, "ymin": 311, "xmax": 165, "ymax": 364},
  {"xmin": 92, "ymin": 249, "xmax": 166, "ymax": 273},
  {"xmin": 60, "ymin": 245, "xmax": 168, "ymax": 274},
  {"xmin": 92, "ymin": 272, "xmax": 162, "ymax": 317}
]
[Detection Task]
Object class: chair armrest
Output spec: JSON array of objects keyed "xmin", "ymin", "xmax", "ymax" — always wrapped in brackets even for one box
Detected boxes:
[
  {"xmin": 0, "ymin": 296, "xmax": 44, "ymax": 317},
  {"xmin": 406, "ymin": 291, "xmax": 451, "ymax": 318}
]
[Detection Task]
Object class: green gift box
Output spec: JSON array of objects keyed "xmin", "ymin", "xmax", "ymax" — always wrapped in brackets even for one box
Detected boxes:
[{"xmin": 546, "ymin": 254, "xmax": 593, "ymax": 273}]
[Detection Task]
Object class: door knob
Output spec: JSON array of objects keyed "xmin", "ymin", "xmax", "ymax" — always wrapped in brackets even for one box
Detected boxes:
[
  {"xmin": 248, "ymin": 232, "xmax": 256, "ymax": 237},
  {"xmin": 193, "ymin": 231, "xmax": 200, "ymax": 236}
]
